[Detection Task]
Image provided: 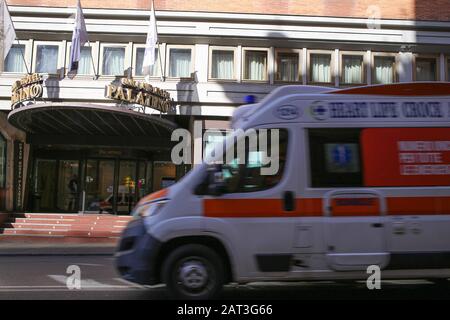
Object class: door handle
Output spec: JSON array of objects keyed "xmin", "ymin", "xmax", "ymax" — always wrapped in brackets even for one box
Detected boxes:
[
  {"xmin": 371, "ymin": 223, "xmax": 383, "ymax": 228},
  {"xmin": 283, "ymin": 191, "xmax": 295, "ymax": 212},
  {"xmin": 393, "ymin": 221, "xmax": 406, "ymax": 234}
]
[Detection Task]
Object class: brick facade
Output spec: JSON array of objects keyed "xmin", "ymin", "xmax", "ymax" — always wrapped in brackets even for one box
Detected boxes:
[{"xmin": 7, "ymin": 0, "xmax": 450, "ymax": 22}]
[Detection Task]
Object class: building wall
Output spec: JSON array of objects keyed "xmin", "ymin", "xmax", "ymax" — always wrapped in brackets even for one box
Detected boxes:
[
  {"xmin": 1, "ymin": 4, "xmax": 449, "ymax": 114},
  {"xmin": 7, "ymin": 0, "xmax": 450, "ymax": 22}
]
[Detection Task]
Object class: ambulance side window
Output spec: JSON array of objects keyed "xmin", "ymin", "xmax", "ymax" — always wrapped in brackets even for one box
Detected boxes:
[
  {"xmin": 221, "ymin": 129, "xmax": 289, "ymax": 193},
  {"xmin": 308, "ymin": 128, "xmax": 363, "ymax": 188}
]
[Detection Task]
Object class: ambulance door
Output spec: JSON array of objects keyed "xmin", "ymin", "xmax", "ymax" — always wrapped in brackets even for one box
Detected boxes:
[
  {"xmin": 202, "ymin": 126, "xmax": 298, "ymax": 277},
  {"xmin": 324, "ymin": 190, "xmax": 389, "ymax": 271}
]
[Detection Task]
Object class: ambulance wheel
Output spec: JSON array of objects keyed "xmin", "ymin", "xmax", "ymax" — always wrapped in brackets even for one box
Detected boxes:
[{"xmin": 162, "ymin": 244, "xmax": 224, "ymax": 300}]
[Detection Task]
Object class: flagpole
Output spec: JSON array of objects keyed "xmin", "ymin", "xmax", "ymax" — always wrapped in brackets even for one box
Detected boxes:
[{"xmin": 152, "ymin": 0, "xmax": 164, "ymax": 82}]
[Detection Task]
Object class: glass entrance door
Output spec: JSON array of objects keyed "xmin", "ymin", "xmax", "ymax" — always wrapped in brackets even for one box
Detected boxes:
[
  {"xmin": 57, "ymin": 160, "xmax": 80, "ymax": 211},
  {"xmin": 32, "ymin": 159, "xmax": 80, "ymax": 212},
  {"xmin": 33, "ymin": 159, "xmax": 57, "ymax": 212},
  {"xmin": 117, "ymin": 160, "xmax": 137, "ymax": 214},
  {"xmin": 85, "ymin": 160, "xmax": 115, "ymax": 213}
]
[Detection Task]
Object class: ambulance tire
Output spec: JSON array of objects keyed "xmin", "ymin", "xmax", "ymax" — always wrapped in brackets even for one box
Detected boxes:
[{"xmin": 162, "ymin": 244, "xmax": 225, "ymax": 300}]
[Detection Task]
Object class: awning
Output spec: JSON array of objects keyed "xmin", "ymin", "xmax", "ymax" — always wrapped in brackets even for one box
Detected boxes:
[{"xmin": 8, "ymin": 103, "xmax": 178, "ymax": 149}]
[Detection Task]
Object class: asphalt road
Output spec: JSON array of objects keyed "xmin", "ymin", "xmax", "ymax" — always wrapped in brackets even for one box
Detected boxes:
[{"xmin": 0, "ymin": 255, "xmax": 449, "ymax": 300}]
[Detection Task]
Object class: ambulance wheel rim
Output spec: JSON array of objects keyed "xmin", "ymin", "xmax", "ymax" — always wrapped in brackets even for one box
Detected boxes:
[{"xmin": 176, "ymin": 257, "xmax": 214, "ymax": 294}]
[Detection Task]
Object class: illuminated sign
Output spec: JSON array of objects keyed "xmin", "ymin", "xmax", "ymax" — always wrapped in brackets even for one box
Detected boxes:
[
  {"xmin": 11, "ymin": 74, "xmax": 44, "ymax": 109},
  {"xmin": 105, "ymin": 78, "xmax": 173, "ymax": 113}
]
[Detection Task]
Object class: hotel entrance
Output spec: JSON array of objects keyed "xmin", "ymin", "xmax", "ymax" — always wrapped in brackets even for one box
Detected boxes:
[
  {"xmin": 31, "ymin": 154, "xmax": 176, "ymax": 215},
  {"xmin": 33, "ymin": 159, "xmax": 81, "ymax": 212},
  {"xmin": 8, "ymin": 102, "xmax": 179, "ymax": 215}
]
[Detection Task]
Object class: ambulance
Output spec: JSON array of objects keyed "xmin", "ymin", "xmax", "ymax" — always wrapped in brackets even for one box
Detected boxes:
[{"xmin": 115, "ymin": 82, "xmax": 450, "ymax": 299}]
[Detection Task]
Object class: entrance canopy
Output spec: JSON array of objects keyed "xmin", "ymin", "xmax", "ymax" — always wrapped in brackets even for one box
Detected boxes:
[{"xmin": 8, "ymin": 103, "xmax": 177, "ymax": 149}]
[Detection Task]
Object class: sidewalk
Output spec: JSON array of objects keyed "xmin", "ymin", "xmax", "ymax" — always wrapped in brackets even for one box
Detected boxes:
[{"xmin": 0, "ymin": 241, "xmax": 117, "ymax": 256}]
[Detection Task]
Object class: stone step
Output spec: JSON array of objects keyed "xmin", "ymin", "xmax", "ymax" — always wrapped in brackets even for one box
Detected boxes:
[
  {"xmin": 0, "ymin": 234, "xmax": 119, "ymax": 244},
  {"xmin": 9, "ymin": 218, "xmax": 130, "ymax": 226},
  {"xmin": 12, "ymin": 213, "xmax": 132, "ymax": 220},
  {"xmin": 0, "ymin": 228, "xmax": 121, "ymax": 238}
]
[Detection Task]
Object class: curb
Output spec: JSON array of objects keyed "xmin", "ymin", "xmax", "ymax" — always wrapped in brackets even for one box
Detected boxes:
[{"xmin": 0, "ymin": 246, "xmax": 117, "ymax": 256}]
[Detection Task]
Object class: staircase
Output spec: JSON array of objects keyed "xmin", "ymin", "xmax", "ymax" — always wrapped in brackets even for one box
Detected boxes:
[{"xmin": 0, "ymin": 213, "xmax": 133, "ymax": 243}]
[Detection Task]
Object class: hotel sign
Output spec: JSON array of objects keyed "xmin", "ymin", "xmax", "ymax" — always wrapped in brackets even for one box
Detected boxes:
[
  {"xmin": 13, "ymin": 141, "xmax": 24, "ymax": 212},
  {"xmin": 105, "ymin": 78, "xmax": 173, "ymax": 113},
  {"xmin": 11, "ymin": 74, "xmax": 44, "ymax": 109}
]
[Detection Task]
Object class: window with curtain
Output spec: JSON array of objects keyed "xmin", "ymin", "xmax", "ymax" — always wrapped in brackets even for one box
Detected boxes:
[
  {"xmin": 374, "ymin": 56, "xmax": 395, "ymax": 84},
  {"xmin": 342, "ymin": 55, "xmax": 364, "ymax": 84},
  {"xmin": 310, "ymin": 53, "xmax": 331, "ymax": 83},
  {"xmin": 244, "ymin": 50, "xmax": 267, "ymax": 81},
  {"xmin": 169, "ymin": 48, "xmax": 192, "ymax": 78},
  {"xmin": 135, "ymin": 47, "xmax": 159, "ymax": 77},
  {"xmin": 69, "ymin": 46, "xmax": 92, "ymax": 75},
  {"xmin": 276, "ymin": 52, "xmax": 299, "ymax": 82},
  {"xmin": 415, "ymin": 58, "xmax": 437, "ymax": 81},
  {"xmin": 211, "ymin": 50, "xmax": 234, "ymax": 80},
  {"xmin": 35, "ymin": 45, "xmax": 59, "ymax": 74},
  {"xmin": 4, "ymin": 44, "xmax": 26, "ymax": 73},
  {"xmin": 0, "ymin": 133, "xmax": 6, "ymax": 188},
  {"xmin": 102, "ymin": 47, "xmax": 125, "ymax": 75}
]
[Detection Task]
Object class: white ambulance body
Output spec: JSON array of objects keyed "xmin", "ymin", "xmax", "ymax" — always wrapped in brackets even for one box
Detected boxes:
[{"xmin": 116, "ymin": 82, "xmax": 450, "ymax": 299}]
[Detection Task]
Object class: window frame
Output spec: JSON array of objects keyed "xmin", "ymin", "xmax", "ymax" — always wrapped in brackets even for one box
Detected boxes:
[
  {"xmin": 132, "ymin": 42, "xmax": 165, "ymax": 78},
  {"xmin": 445, "ymin": 56, "xmax": 450, "ymax": 81},
  {"xmin": 3, "ymin": 40, "xmax": 32, "ymax": 74},
  {"xmin": 371, "ymin": 52, "xmax": 398, "ymax": 84},
  {"xmin": 166, "ymin": 44, "xmax": 195, "ymax": 80},
  {"xmin": 307, "ymin": 128, "xmax": 363, "ymax": 188},
  {"xmin": 99, "ymin": 43, "xmax": 131, "ymax": 77},
  {"xmin": 64, "ymin": 41, "xmax": 98, "ymax": 77},
  {"xmin": 242, "ymin": 47, "xmax": 270, "ymax": 83},
  {"xmin": 339, "ymin": 51, "xmax": 366, "ymax": 86},
  {"xmin": 307, "ymin": 49, "xmax": 335, "ymax": 86},
  {"xmin": 274, "ymin": 48, "xmax": 302, "ymax": 83},
  {"xmin": 32, "ymin": 40, "xmax": 65, "ymax": 75},
  {"xmin": 413, "ymin": 54, "xmax": 440, "ymax": 82},
  {"xmin": 208, "ymin": 46, "xmax": 238, "ymax": 82},
  {"xmin": 0, "ymin": 133, "xmax": 6, "ymax": 189},
  {"xmin": 197, "ymin": 128, "xmax": 290, "ymax": 195}
]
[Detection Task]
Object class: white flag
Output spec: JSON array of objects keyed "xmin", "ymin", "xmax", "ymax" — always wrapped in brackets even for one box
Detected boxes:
[
  {"xmin": 142, "ymin": 2, "xmax": 157, "ymax": 74},
  {"xmin": 69, "ymin": 0, "xmax": 89, "ymax": 73},
  {"xmin": 3, "ymin": 0, "xmax": 17, "ymax": 60}
]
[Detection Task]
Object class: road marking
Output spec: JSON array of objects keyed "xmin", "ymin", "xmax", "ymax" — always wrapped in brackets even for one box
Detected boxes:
[
  {"xmin": 48, "ymin": 275, "xmax": 138, "ymax": 289},
  {"xmin": 113, "ymin": 277, "xmax": 147, "ymax": 289}
]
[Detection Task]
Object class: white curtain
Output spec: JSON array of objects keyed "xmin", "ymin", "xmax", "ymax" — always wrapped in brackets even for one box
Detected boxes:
[
  {"xmin": 169, "ymin": 49, "xmax": 191, "ymax": 78},
  {"xmin": 135, "ymin": 48, "xmax": 158, "ymax": 76},
  {"xmin": 211, "ymin": 50, "xmax": 234, "ymax": 79},
  {"xmin": 343, "ymin": 56, "xmax": 363, "ymax": 84},
  {"xmin": 278, "ymin": 53, "xmax": 298, "ymax": 82},
  {"xmin": 245, "ymin": 51, "xmax": 267, "ymax": 81},
  {"xmin": 77, "ymin": 46, "xmax": 91, "ymax": 75},
  {"xmin": 311, "ymin": 54, "xmax": 331, "ymax": 83},
  {"xmin": 4, "ymin": 44, "xmax": 25, "ymax": 73},
  {"xmin": 374, "ymin": 56, "xmax": 394, "ymax": 84},
  {"xmin": 102, "ymin": 47, "xmax": 125, "ymax": 75},
  {"xmin": 36, "ymin": 45, "xmax": 59, "ymax": 74},
  {"xmin": 416, "ymin": 59, "xmax": 436, "ymax": 81}
]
